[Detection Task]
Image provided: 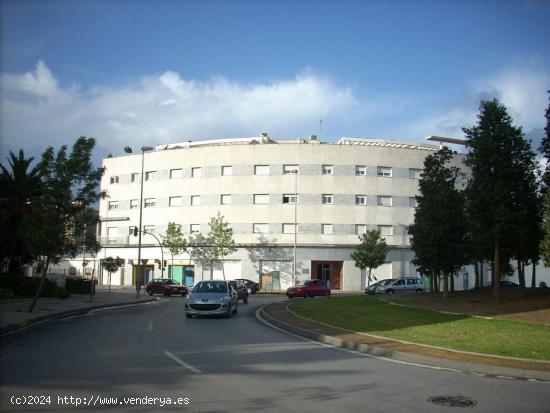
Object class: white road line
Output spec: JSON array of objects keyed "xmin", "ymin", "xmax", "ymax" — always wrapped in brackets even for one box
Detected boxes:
[{"xmin": 163, "ymin": 350, "xmax": 202, "ymax": 374}]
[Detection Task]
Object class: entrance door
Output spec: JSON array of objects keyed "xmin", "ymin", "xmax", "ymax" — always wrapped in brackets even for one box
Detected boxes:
[
  {"xmin": 311, "ymin": 260, "xmax": 342, "ymax": 290},
  {"xmin": 171, "ymin": 265, "xmax": 184, "ymax": 284},
  {"xmin": 132, "ymin": 265, "xmax": 154, "ymax": 285},
  {"xmin": 183, "ymin": 265, "xmax": 195, "ymax": 287}
]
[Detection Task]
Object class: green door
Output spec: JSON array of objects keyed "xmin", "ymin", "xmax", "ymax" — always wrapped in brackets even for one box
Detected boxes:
[{"xmin": 170, "ymin": 265, "xmax": 183, "ymax": 284}]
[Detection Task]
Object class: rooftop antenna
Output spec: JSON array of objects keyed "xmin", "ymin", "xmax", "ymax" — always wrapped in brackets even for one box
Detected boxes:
[{"xmin": 319, "ymin": 119, "xmax": 323, "ymax": 138}]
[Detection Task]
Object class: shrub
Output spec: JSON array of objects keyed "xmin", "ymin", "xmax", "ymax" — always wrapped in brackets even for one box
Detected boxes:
[
  {"xmin": 55, "ymin": 287, "xmax": 70, "ymax": 299},
  {"xmin": 0, "ymin": 275, "xmax": 27, "ymax": 291},
  {"xmin": 15, "ymin": 278, "xmax": 58, "ymax": 297}
]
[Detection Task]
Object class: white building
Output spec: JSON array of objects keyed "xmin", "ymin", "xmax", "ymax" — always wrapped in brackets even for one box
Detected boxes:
[{"xmin": 92, "ymin": 134, "xmax": 549, "ymax": 291}]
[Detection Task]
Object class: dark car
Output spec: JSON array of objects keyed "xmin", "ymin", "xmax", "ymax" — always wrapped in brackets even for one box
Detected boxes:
[
  {"xmin": 146, "ymin": 278, "xmax": 189, "ymax": 297},
  {"xmin": 233, "ymin": 278, "xmax": 260, "ymax": 294},
  {"xmin": 229, "ymin": 280, "xmax": 249, "ymax": 304},
  {"xmin": 286, "ymin": 279, "xmax": 331, "ymax": 299}
]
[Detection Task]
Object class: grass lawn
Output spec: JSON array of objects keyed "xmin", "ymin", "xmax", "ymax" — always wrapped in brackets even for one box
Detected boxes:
[{"xmin": 289, "ymin": 296, "xmax": 550, "ymax": 360}]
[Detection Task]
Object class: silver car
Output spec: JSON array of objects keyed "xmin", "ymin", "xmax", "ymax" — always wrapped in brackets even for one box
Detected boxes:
[
  {"xmin": 185, "ymin": 280, "xmax": 238, "ymax": 318},
  {"xmin": 377, "ymin": 277, "xmax": 425, "ymax": 294}
]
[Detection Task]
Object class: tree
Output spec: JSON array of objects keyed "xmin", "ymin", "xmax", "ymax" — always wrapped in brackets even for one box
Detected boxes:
[
  {"xmin": 161, "ymin": 222, "xmax": 188, "ymax": 278},
  {"xmin": 102, "ymin": 256, "xmax": 125, "ymax": 292},
  {"xmin": 464, "ymin": 99, "xmax": 539, "ymax": 302},
  {"xmin": 538, "ymin": 91, "xmax": 550, "ymax": 190},
  {"xmin": 25, "ymin": 137, "xmax": 104, "ymax": 312},
  {"xmin": 0, "ymin": 150, "xmax": 43, "ymax": 274},
  {"xmin": 540, "ymin": 191, "xmax": 550, "ymax": 267},
  {"xmin": 351, "ymin": 229, "xmax": 387, "ymax": 289},
  {"xmin": 206, "ymin": 212, "xmax": 236, "ymax": 280},
  {"xmin": 409, "ymin": 147, "xmax": 468, "ymax": 298}
]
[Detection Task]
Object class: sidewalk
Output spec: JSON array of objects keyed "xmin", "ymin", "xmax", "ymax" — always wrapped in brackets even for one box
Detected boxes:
[
  {"xmin": 259, "ymin": 301, "xmax": 550, "ymax": 382},
  {"xmin": 0, "ymin": 286, "xmax": 156, "ymax": 337}
]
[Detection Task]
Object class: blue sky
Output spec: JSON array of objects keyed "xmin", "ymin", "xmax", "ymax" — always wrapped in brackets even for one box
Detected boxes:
[{"xmin": 1, "ymin": 0, "xmax": 549, "ymax": 162}]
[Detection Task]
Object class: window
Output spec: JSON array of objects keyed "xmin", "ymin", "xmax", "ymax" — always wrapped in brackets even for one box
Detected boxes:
[
  {"xmin": 110, "ymin": 176, "xmax": 119, "ymax": 184},
  {"xmin": 143, "ymin": 225, "xmax": 156, "ymax": 234},
  {"xmin": 221, "ymin": 194, "xmax": 232, "ymax": 205},
  {"xmin": 221, "ymin": 166, "xmax": 232, "ymax": 176},
  {"xmin": 191, "ymin": 195, "xmax": 200, "ymax": 206},
  {"xmin": 145, "ymin": 171, "xmax": 156, "ymax": 181},
  {"xmin": 409, "ymin": 197, "xmax": 418, "ymax": 208},
  {"xmin": 108, "ymin": 201, "xmax": 118, "ymax": 210},
  {"xmin": 322, "ymin": 194, "xmax": 333, "ymax": 205},
  {"xmin": 379, "ymin": 225, "xmax": 393, "ymax": 236},
  {"xmin": 355, "ymin": 165, "xmax": 366, "ymax": 176},
  {"xmin": 356, "ymin": 224, "xmax": 367, "ymax": 235},
  {"xmin": 131, "ymin": 173, "xmax": 138, "ymax": 183},
  {"xmin": 283, "ymin": 194, "xmax": 298, "ymax": 204},
  {"xmin": 255, "ymin": 165, "xmax": 270, "ymax": 175},
  {"xmin": 377, "ymin": 196, "xmax": 393, "ymax": 207},
  {"xmin": 283, "ymin": 164, "xmax": 299, "ymax": 175},
  {"xmin": 409, "ymin": 168, "xmax": 423, "ymax": 179},
  {"xmin": 144, "ymin": 198, "xmax": 156, "ymax": 208},
  {"xmin": 253, "ymin": 223, "xmax": 269, "ymax": 234},
  {"xmin": 130, "ymin": 199, "xmax": 139, "ymax": 209},
  {"xmin": 283, "ymin": 223, "xmax": 297, "ymax": 234},
  {"xmin": 169, "ymin": 196, "xmax": 182, "ymax": 207},
  {"xmin": 377, "ymin": 166, "xmax": 392, "ymax": 177},
  {"xmin": 322, "ymin": 224, "xmax": 333, "ymax": 235},
  {"xmin": 355, "ymin": 195, "xmax": 366, "ymax": 205},
  {"xmin": 322, "ymin": 165, "xmax": 333, "ymax": 175},
  {"xmin": 254, "ymin": 194, "xmax": 269, "ymax": 204},
  {"xmin": 191, "ymin": 167, "xmax": 202, "ymax": 177},
  {"xmin": 190, "ymin": 224, "xmax": 200, "ymax": 234},
  {"xmin": 170, "ymin": 168, "xmax": 183, "ymax": 179}
]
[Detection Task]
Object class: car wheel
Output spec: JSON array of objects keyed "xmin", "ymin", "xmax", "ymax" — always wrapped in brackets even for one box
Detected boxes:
[
  {"xmin": 147, "ymin": 290, "xmax": 153, "ymax": 296},
  {"xmin": 416, "ymin": 289, "xmax": 423, "ymax": 294},
  {"xmin": 226, "ymin": 304, "xmax": 232, "ymax": 318},
  {"xmin": 164, "ymin": 292, "xmax": 170, "ymax": 297},
  {"xmin": 386, "ymin": 289, "xmax": 394, "ymax": 294},
  {"xmin": 233, "ymin": 304, "xmax": 238, "ymax": 314},
  {"xmin": 304, "ymin": 292, "xmax": 311, "ymax": 298},
  {"xmin": 181, "ymin": 292, "xmax": 186, "ymax": 297},
  {"xmin": 185, "ymin": 313, "xmax": 192, "ymax": 319},
  {"xmin": 324, "ymin": 291, "xmax": 330, "ymax": 298}
]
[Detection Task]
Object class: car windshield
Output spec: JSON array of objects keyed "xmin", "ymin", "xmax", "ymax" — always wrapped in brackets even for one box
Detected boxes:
[
  {"xmin": 165, "ymin": 279, "xmax": 176, "ymax": 285},
  {"xmin": 192, "ymin": 282, "xmax": 228, "ymax": 293}
]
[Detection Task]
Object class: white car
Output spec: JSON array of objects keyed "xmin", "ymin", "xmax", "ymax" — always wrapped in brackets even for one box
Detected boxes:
[
  {"xmin": 185, "ymin": 280, "xmax": 238, "ymax": 318},
  {"xmin": 377, "ymin": 277, "xmax": 425, "ymax": 294}
]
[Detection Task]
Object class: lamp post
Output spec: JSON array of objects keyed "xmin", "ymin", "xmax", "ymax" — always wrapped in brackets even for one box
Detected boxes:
[
  {"xmin": 136, "ymin": 146, "xmax": 154, "ymax": 296},
  {"xmin": 142, "ymin": 230, "xmax": 165, "ymax": 278}
]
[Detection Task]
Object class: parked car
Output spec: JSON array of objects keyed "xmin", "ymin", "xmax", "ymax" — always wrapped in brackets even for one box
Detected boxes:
[
  {"xmin": 185, "ymin": 280, "xmax": 238, "ymax": 318},
  {"xmin": 377, "ymin": 277, "xmax": 425, "ymax": 294},
  {"xmin": 286, "ymin": 279, "xmax": 331, "ymax": 299},
  {"xmin": 233, "ymin": 278, "xmax": 260, "ymax": 294},
  {"xmin": 229, "ymin": 280, "xmax": 249, "ymax": 304},
  {"xmin": 364, "ymin": 279, "xmax": 393, "ymax": 295},
  {"xmin": 145, "ymin": 278, "xmax": 189, "ymax": 297},
  {"xmin": 484, "ymin": 280, "xmax": 520, "ymax": 288}
]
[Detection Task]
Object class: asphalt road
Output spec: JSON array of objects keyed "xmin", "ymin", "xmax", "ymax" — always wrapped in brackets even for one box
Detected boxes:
[{"xmin": 1, "ymin": 294, "xmax": 549, "ymax": 413}]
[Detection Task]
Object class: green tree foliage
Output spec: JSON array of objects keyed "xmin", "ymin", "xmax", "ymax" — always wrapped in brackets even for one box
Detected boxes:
[
  {"xmin": 464, "ymin": 99, "xmax": 539, "ymax": 302},
  {"xmin": 102, "ymin": 256, "xmax": 125, "ymax": 291},
  {"xmin": 351, "ymin": 229, "xmax": 387, "ymax": 288},
  {"xmin": 409, "ymin": 147, "xmax": 468, "ymax": 297},
  {"xmin": 161, "ymin": 222, "xmax": 188, "ymax": 278},
  {"xmin": 0, "ymin": 150, "xmax": 43, "ymax": 273},
  {"xmin": 538, "ymin": 91, "xmax": 550, "ymax": 190},
  {"xmin": 24, "ymin": 137, "xmax": 104, "ymax": 312},
  {"xmin": 206, "ymin": 212, "xmax": 236, "ymax": 280}
]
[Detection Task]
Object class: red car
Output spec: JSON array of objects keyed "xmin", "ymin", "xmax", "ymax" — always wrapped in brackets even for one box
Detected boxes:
[
  {"xmin": 146, "ymin": 278, "xmax": 189, "ymax": 297},
  {"xmin": 286, "ymin": 279, "xmax": 331, "ymax": 299}
]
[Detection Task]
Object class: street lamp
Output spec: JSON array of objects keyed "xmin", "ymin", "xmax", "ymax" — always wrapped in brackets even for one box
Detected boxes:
[
  {"xmin": 291, "ymin": 168, "xmax": 298, "ymax": 287},
  {"xmin": 136, "ymin": 146, "xmax": 154, "ymax": 295}
]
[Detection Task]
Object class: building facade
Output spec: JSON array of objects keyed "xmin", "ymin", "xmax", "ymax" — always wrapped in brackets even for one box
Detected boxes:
[{"xmin": 96, "ymin": 135, "xmax": 456, "ymax": 290}]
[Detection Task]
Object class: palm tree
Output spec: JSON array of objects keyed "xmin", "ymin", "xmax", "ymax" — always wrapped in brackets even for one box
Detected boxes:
[{"xmin": 0, "ymin": 150, "xmax": 43, "ymax": 273}]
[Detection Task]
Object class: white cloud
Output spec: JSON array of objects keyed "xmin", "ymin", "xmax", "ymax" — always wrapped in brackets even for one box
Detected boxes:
[
  {"xmin": 1, "ymin": 62, "xmax": 373, "ymax": 155},
  {"xmin": 404, "ymin": 65, "xmax": 550, "ymax": 142}
]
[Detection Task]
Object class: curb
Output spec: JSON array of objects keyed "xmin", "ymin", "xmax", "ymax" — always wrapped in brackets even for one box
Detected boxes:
[
  {"xmin": 0, "ymin": 298, "xmax": 158, "ymax": 339},
  {"xmin": 257, "ymin": 303, "xmax": 550, "ymax": 383}
]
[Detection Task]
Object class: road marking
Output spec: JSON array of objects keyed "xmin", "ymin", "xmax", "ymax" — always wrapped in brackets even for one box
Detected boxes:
[
  {"xmin": 147, "ymin": 321, "xmax": 154, "ymax": 332},
  {"xmin": 163, "ymin": 350, "xmax": 202, "ymax": 374}
]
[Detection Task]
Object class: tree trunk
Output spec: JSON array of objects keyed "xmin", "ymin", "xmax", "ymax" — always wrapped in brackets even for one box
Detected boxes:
[
  {"xmin": 493, "ymin": 240, "xmax": 501, "ymax": 304},
  {"xmin": 479, "ymin": 262, "xmax": 484, "ymax": 288},
  {"xmin": 450, "ymin": 272, "xmax": 455, "ymax": 292},
  {"xmin": 531, "ymin": 261, "xmax": 537, "ymax": 288},
  {"xmin": 367, "ymin": 268, "xmax": 372, "ymax": 287},
  {"xmin": 442, "ymin": 272, "xmax": 449, "ymax": 299},
  {"xmin": 474, "ymin": 261, "xmax": 480, "ymax": 290},
  {"xmin": 517, "ymin": 259, "xmax": 525, "ymax": 288},
  {"xmin": 28, "ymin": 256, "xmax": 50, "ymax": 313}
]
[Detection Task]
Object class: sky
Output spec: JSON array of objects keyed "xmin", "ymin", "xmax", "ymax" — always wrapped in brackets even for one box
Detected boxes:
[{"xmin": 1, "ymin": 0, "xmax": 549, "ymax": 164}]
